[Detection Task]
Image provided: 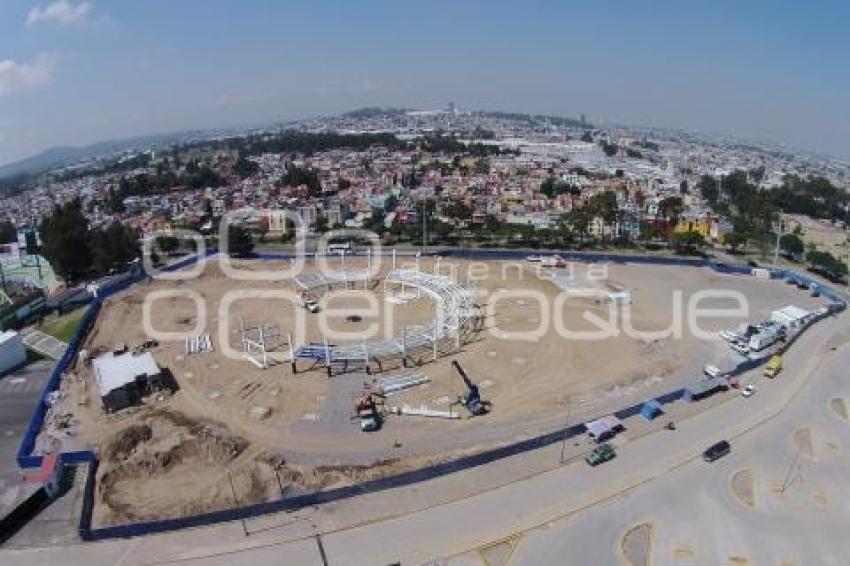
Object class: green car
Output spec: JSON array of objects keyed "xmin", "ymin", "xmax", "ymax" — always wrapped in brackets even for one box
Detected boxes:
[{"xmin": 584, "ymin": 443, "xmax": 617, "ymax": 466}]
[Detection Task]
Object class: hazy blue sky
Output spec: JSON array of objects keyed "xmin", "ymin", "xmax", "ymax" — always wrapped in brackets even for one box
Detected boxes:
[{"xmin": 1, "ymin": 0, "xmax": 848, "ymax": 165}]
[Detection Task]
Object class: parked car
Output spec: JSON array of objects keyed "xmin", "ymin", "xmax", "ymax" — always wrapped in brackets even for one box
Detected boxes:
[
  {"xmin": 704, "ymin": 365, "xmax": 722, "ymax": 379},
  {"xmin": 703, "ymin": 440, "xmax": 731, "ymax": 462},
  {"xmin": 584, "ymin": 442, "xmax": 617, "ymax": 466},
  {"xmin": 731, "ymin": 341, "xmax": 750, "ymax": 356}
]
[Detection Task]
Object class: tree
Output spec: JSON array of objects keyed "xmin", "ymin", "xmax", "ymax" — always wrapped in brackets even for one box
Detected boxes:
[
  {"xmin": 233, "ymin": 153, "xmax": 259, "ymax": 179},
  {"xmin": 225, "ymin": 224, "xmax": 254, "ymax": 257},
  {"xmin": 721, "ymin": 231, "xmax": 747, "ymax": 254},
  {"xmin": 106, "ymin": 187, "xmax": 125, "ymax": 214},
  {"xmin": 443, "ymin": 199, "xmax": 473, "ymax": 222},
  {"xmin": 0, "ymin": 220, "xmax": 16, "ymax": 244},
  {"xmin": 671, "ymin": 231, "xmax": 706, "ymax": 255},
  {"xmin": 566, "ymin": 207, "xmax": 592, "ymax": 245},
  {"xmin": 779, "ymin": 233, "xmax": 804, "ymax": 258},
  {"xmin": 384, "ymin": 194, "xmax": 399, "ymax": 212},
  {"xmin": 312, "ymin": 214, "xmax": 329, "ymax": 233},
  {"xmin": 600, "ymin": 141, "xmax": 618, "ymax": 157},
  {"xmin": 154, "ymin": 235, "xmax": 180, "ymax": 255},
  {"xmin": 474, "ymin": 157, "xmax": 490, "ymax": 174},
  {"xmin": 540, "ymin": 176, "xmax": 556, "ymax": 198},
  {"xmin": 90, "ymin": 222, "xmax": 138, "ymax": 274},
  {"xmin": 806, "ymin": 250, "xmax": 848, "ymax": 279},
  {"xmin": 39, "ymin": 199, "xmax": 92, "ymax": 282},
  {"xmin": 697, "ymin": 175, "xmax": 719, "ymax": 207}
]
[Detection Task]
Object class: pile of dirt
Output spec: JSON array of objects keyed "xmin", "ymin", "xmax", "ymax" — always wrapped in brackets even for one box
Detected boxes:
[{"xmin": 97, "ymin": 409, "xmax": 262, "ymax": 525}]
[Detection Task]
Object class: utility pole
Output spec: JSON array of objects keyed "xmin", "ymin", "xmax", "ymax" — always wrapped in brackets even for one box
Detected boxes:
[
  {"xmin": 227, "ymin": 471, "xmax": 249, "ymax": 536},
  {"xmin": 773, "ymin": 219, "xmax": 785, "ymax": 266},
  {"xmin": 559, "ymin": 403, "xmax": 572, "ymax": 464},
  {"xmin": 422, "ymin": 200, "xmax": 428, "ymax": 254}
]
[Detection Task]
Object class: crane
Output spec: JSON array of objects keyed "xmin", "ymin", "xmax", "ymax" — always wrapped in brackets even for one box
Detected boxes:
[{"xmin": 451, "ymin": 360, "xmax": 489, "ymax": 416}]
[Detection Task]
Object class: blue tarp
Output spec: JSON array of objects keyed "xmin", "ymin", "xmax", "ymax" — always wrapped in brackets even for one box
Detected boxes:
[{"xmin": 640, "ymin": 399, "xmax": 663, "ymax": 420}]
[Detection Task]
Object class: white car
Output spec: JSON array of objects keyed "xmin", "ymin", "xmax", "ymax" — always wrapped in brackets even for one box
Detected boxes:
[
  {"xmin": 704, "ymin": 365, "xmax": 722, "ymax": 379},
  {"xmin": 731, "ymin": 341, "xmax": 750, "ymax": 356},
  {"xmin": 719, "ymin": 330, "xmax": 740, "ymax": 343},
  {"xmin": 741, "ymin": 385, "xmax": 756, "ymax": 398}
]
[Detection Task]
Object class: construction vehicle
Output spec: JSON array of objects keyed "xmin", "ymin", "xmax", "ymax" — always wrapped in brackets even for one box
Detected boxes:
[
  {"xmin": 355, "ymin": 391, "xmax": 385, "ymax": 432},
  {"xmin": 584, "ymin": 443, "xmax": 616, "ymax": 466},
  {"xmin": 763, "ymin": 354, "xmax": 783, "ymax": 378},
  {"xmin": 451, "ymin": 361, "xmax": 489, "ymax": 416},
  {"xmin": 302, "ymin": 291, "xmax": 320, "ymax": 313}
]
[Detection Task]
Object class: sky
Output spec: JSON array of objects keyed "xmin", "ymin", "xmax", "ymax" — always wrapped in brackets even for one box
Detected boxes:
[{"xmin": 1, "ymin": 0, "xmax": 849, "ymax": 166}]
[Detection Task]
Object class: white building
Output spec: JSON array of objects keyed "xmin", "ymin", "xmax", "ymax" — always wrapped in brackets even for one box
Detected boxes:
[
  {"xmin": 771, "ymin": 305, "xmax": 811, "ymax": 330},
  {"xmin": 0, "ymin": 330, "xmax": 27, "ymax": 375}
]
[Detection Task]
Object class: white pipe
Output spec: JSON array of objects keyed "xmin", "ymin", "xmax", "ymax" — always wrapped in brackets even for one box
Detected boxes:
[{"xmin": 399, "ymin": 404, "xmax": 459, "ymax": 419}]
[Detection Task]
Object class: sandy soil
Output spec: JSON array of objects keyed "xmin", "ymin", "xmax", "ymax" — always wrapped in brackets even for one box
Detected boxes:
[{"xmin": 49, "ymin": 255, "xmax": 828, "ymax": 524}]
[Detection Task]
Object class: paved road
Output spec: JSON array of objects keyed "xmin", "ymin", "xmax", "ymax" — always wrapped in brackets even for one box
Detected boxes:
[
  {"xmin": 0, "ymin": 361, "xmax": 52, "ymax": 514},
  {"xmin": 18, "ymin": 329, "xmax": 67, "ymax": 361},
  {"xmin": 494, "ymin": 333, "xmax": 850, "ymax": 565},
  {"xmin": 2, "ymin": 314, "xmax": 845, "ymax": 565}
]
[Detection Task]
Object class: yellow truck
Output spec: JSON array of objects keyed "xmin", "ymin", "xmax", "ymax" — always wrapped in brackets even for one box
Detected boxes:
[{"xmin": 764, "ymin": 355, "xmax": 783, "ymax": 378}]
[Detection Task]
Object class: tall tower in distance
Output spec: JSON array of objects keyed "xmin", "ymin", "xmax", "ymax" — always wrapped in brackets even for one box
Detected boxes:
[{"xmin": 580, "ymin": 113, "xmax": 587, "ymax": 127}]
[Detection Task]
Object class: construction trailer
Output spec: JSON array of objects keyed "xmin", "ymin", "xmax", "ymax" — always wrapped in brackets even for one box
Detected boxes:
[
  {"xmin": 748, "ymin": 322, "xmax": 785, "ymax": 351},
  {"xmin": 92, "ymin": 351, "xmax": 178, "ymax": 412},
  {"xmin": 684, "ymin": 375, "xmax": 728, "ymax": 402},
  {"xmin": 585, "ymin": 415, "xmax": 624, "ymax": 442},
  {"xmin": 770, "ymin": 305, "xmax": 810, "ymax": 331}
]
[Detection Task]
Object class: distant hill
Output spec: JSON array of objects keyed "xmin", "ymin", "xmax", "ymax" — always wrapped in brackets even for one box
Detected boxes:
[
  {"xmin": 342, "ymin": 107, "xmax": 410, "ymax": 119},
  {"xmin": 0, "ymin": 130, "xmax": 216, "ymax": 180}
]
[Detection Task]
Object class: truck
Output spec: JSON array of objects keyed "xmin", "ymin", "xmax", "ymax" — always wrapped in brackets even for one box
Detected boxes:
[
  {"xmin": 356, "ymin": 392, "xmax": 384, "ymax": 432},
  {"xmin": 763, "ymin": 354, "xmax": 783, "ymax": 378},
  {"xmin": 748, "ymin": 323, "xmax": 785, "ymax": 351},
  {"xmin": 584, "ymin": 443, "xmax": 616, "ymax": 466}
]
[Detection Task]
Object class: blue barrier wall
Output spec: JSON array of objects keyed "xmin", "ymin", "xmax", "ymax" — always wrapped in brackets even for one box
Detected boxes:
[{"xmin": 13, "ymin": 249, "xmax": 844, "ymax": 539}]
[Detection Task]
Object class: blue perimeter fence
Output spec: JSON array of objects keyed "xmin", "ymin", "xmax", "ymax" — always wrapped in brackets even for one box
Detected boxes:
[{"xmin": 11, "ymin": 248, "xmax": 845, "ymax": 540}]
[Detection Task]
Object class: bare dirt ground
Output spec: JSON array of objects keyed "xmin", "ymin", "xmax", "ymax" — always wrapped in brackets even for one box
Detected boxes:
[{"xmin": 49, "ymin": 255, "xmax": 827, "ymax": 525}]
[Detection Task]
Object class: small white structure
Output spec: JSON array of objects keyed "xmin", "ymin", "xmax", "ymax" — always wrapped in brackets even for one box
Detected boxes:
[
  {"xmin": 0, "ymin": 330, "xmax": 26, "ymax": 375},
  {"xmin": 771, "ymin": 305, "xmax": 810, "ymax": 330},
  {"xmin": 607, "ymin": 291, "xmax": 632, "ymax": 305},
  {"xmin": 92, "ymin": 351, "xmax": 167, "ymax": 412}
]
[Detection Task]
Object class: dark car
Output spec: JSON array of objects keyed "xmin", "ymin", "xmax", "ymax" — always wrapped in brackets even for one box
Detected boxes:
[
  {"xmin": 703, "ymin": 440, "xmax": 731, "ymax": 462},
  {"xmin": 585, "ymin": 443, "xmax": 617, "ymax": 466}
]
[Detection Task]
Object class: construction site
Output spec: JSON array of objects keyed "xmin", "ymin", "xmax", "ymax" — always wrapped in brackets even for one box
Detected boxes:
[{"xmin": 38, "ymin": 254, "xmax": 829, "ymax": 527}]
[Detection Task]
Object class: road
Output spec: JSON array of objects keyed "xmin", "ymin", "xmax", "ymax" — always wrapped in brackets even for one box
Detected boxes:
[
  {"xmin": 490, "ymin": 328, "xmax": 850, "ymax": 565},
  {"xmin": 1, "ymin": 315, "xmax": 847, "ymax": 565},
  {"xmin": 0, "ymin": 361, "xmax": 52, "ymax": 513}
]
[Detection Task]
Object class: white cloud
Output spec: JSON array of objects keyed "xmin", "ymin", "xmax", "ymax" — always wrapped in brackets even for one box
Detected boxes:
[
  {"xmin": 27, "ymin": 1, "xmax": 91, "ymax": 27},
  {"xmin": 0, "ymin": 54, "xmax": 56, "ymax": 96}
]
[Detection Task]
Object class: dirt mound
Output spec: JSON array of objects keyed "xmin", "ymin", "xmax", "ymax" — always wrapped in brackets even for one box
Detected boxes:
[
  {"xmin": 106, "ymin": 424, "xmax": 152, "ymax": 461},
  {"xmin": 97, "ymin": 409, "xmax": 257, "ymax": 525}
]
